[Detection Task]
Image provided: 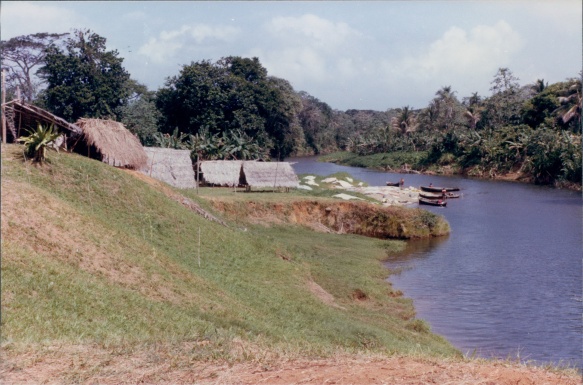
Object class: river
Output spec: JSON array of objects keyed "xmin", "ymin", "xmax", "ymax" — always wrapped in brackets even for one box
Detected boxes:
[{"xmin": 288, "ymin": 156, "xmax": 582, "ymax": 368}]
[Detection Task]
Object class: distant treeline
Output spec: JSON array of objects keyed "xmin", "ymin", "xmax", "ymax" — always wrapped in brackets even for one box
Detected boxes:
[{"xmin": 2, "ymin": 30, "xmax": 580, "ymax": 185}]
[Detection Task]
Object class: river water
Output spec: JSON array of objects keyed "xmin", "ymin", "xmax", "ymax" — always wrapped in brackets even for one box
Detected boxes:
[{"xmin": 288, "ymin": 156, "xmax": 582, "ymax": 368}]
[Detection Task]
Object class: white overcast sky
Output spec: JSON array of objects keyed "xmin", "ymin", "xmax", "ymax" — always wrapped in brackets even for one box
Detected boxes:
[{"xmin": 1, "ymin": 1, "xmax": 581, "ymax": 111}]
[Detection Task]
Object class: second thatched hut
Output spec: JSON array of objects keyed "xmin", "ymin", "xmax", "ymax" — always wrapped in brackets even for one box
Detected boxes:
[
  {"xmin": 199, "ymin": 160, "xmax": 244, "ymax": 187},
  {"xmin": 141, "ymin": 147, "xmax": 196, "ymax": 188},
  {"xmin": 198, "ymin": 160, "xmax": 299, "ymax": 190},
  {"xmin": 242, "ymin": 161, "xmax": 299, "ymax": 189},
  {"xmin": 74, "ymin": 118, "xmax": 148, "ymax": 169}
]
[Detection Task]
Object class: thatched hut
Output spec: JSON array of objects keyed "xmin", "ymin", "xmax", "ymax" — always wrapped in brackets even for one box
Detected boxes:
[
  {"xmin": 74, "ymin": 118, "xmax": 148, "ymax": 169},
  {"xmin": 199, "ymin": 160, "xmax": 244, "ymax": 187},
  {"xmin": 3, "ymin": 100, "xmax": 82, "ymax": 143},
  {"xmin": 142, "ymin": 147, "xmax": 196, "ymax": 189},
  {"xmin": 198, "ymin": 160, "xmax": 299, "ymax": 189},
  {"xmin": 242, "ymin": 161, "xmax": 299, "ymax": 189}
]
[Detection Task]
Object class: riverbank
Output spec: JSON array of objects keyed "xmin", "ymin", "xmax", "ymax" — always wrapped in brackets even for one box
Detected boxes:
[
  {"xmin": 1, "ymin": 144, "xmax": 455, "ymax": 381},
  {"xmin": 296, "ymin": 172, "xmax": 421, "ymax": 206},
  {"xmin": 2, "ymin": 144, "xmax": 579, "ymax": 383},
  {"xmin": 319, "ymin": 151, "xmax": 582, "ymax": 191}
]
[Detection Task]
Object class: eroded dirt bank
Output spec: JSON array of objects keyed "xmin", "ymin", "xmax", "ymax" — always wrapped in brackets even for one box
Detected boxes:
[
  {"xmin": 2, "ymin": 345, "xmax": 580, "ymax": 385},
  {"xmin": 209, "ymin": 199, "xmax": 450, "ymax": 239}
]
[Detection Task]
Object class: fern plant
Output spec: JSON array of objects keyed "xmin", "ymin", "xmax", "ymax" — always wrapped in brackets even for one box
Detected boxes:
[{"xmin": 17, "ymin": 123, "xmax": 60, "ymax": 163}]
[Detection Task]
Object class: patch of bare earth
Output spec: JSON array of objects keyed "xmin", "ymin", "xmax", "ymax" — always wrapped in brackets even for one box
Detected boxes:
[
  {"xmin": 306, "ymin": 279, "xmax": 345, "ymax": 309},
  {"xmin": 1, "ymin": 344, "xmax": 580, "ymax": 385},
  {"xmin": 208, "ymin": 199, "xmax": 440, "ymax": 239}
]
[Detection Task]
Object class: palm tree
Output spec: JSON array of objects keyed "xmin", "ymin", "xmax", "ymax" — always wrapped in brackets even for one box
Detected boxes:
[
  {"xmin": 391, "ymin": 106, "xmax": 419, "ymax": 135},
  {"xmin": 435, "ymin": 86, "xmax": 459, "ymax": 131},
  {"xmin": 556, "ymin": 79, "xmax": 582, "ymax": 132},
  {"xmin": 531, "ymin": 79, "xmax": 547, "ymax": 94},
  {"xmin": 464, "ymin": 109, "xmax": 481, "ymax": 130},
  {"xmin": 464, "ymin": 92, "xmax": 481, "ymax": 107},
  {"xmin": 463, "ymin": 92, "xmax": 482, "ymax": 130}
]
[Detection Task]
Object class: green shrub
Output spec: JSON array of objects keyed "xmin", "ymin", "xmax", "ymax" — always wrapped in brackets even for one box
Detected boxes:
[{"xmin": 17, "ymin": 123, "xmax": 60, "ymax": 163}]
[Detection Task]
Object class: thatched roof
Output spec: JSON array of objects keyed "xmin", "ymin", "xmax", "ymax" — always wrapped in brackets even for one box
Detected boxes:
[
  {"xmin": 75, "ymin": 118, "xmax": 148, "ymax": 169},
  {"xmin": 243, "ymin": 161, "xmax": 299, "ymax": 188},
  {"xmin": 200, "ymin": 160, "xmax": 243, "ymax": 187},
  {"xmin": 141, "ymin": 147, "xmax": 196, "ymax": 189},
  {"xmin": 2, "ymin": 100, "xmax": 81, "ymax": 141}
]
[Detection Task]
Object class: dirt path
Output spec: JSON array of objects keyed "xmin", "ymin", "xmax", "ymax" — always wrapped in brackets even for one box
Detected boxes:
[
  {"xmin": 2, "ymin": 347, "xmax": 580, "ymax": 385},
  {"xmin": 228, "ymin": 358, "xmax": 582, "ymax": 385}
]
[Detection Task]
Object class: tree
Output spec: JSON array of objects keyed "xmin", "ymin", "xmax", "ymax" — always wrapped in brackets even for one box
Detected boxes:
[
  {"xmin": 521, "ymin": 83, "xmax": 561, "ymax": 129},
  {"xmin": 391, "ymin": 106, "xmax": 418, "ymax": 135},
  {"xmin": 298, "ymin": 91, "xmax": 334, "ymax": 154},
  {"xmin": 531, "ymin": 79, "xmax": 547, "ymax": 94},
  {"xmin": 421, "ymin": 86, "xmax": 465, "ymax": 131},
  {"xmin": 119, "ymin": 89, "xmax": 161, "ymax": 146},
  {"xmin": 39, "ymin": 29, "xmax": 131, "ymax": 122},
  {"xmin": 482, "ymin": 68, "xmax": 523, "ymax": 129},
  {"xmin": 463, "ymin": 92, "xmax": 483, "ymax": 130},
  {"xmin": 262, "ymin": 76, "xmax": 304, "ymax": 158},
  {"xmin": 556, "ymin": 78, "xmax": 582, "ymax": 133},
  {"xmin": 0, "ymin": 32, "xmax": 68, "ymax": 102},
  {"xmin": 156, "ymin": 60, "xmax": 228, "ymax": 135},
  {"xmin": 490, "ymin": 68, "xmax": 520, "ymax": 95},
  {"xmin": 156, "ymin": 56, "xmax": 302, "ymax": 159},
  {"xmin": 329, "ymin": 110, "xmax": 355, "ymax": 151}
]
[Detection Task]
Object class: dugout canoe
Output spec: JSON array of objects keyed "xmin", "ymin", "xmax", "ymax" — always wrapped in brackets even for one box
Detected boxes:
[
  {"xmin": 419, "ymin": 197, "xmax": 447, "ymax": 207},
  {"xmin": 420, "ymin": 185, "xmax": 460, "ymax": 193},
  {"xmin": 419, "ymin": 191, "xmax": 460, "ymax": 199}
]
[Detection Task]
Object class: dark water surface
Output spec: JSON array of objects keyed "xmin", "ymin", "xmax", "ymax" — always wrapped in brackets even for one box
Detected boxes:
[{"xmin": 288, "ymin": 156, "xmax": 582, "ymax": 368}]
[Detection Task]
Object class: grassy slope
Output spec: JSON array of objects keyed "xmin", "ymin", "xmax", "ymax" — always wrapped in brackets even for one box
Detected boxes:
[{"xmin": 1, "ymin": 144, "xmax": 458, "ymax": 362}]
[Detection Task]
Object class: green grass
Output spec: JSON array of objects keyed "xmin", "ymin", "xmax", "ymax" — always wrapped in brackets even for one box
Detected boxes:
[{"xmin": 1, "ymin": 144, "xmax": 458, "ymax": 360}]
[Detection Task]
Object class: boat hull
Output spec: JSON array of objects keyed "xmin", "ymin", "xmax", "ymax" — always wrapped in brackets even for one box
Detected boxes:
[
  {"xmin": 419, "ymin": 192, "xmax": 460, "ymax": 199},
  {"xmin": 420, "ymin": 186, "xmax": 460, "ymax": 193},
  {"xmin": 419, "ymin": 197, "xmax": 447, "ymax": 207}
]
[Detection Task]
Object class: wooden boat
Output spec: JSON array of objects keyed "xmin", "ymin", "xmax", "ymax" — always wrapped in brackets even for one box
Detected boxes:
[
  {"xmin": 420, "ymin": 185, "xmax": 460, "ymax": 193},
  {"xmin": 419, "ymin": 191, "xmax": 460, "ymax": 199},
  {"xmin": 386, "ymin": 181, "xmax": 400, "ymax": 187},
  {"xmin": 419, "ymin": 197, "xmax": 447, "ymax": 207}
]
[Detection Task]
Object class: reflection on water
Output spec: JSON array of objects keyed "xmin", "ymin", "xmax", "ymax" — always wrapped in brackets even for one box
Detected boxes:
[
  {"xmin": 385, "ymin": 236, "xmax": 449, "ymax": 264},
  {"xmin": 289, "ymin": 156, "xmax": 583, "ymax": 368}
]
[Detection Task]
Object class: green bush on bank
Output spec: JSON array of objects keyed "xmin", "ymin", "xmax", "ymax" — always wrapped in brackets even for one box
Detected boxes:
[
  {"xmin": 321, "ymin": 151, "xmax": 427, "ymax": 171},
  {"xmin": 327, "ymin": 125, "xmax": 581, "ymax": 187}
]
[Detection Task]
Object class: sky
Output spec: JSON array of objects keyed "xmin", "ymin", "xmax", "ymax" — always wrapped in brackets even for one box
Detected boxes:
[{"xmin": 1, "ymin": 1, "xmax": 581, "ymax": 111}]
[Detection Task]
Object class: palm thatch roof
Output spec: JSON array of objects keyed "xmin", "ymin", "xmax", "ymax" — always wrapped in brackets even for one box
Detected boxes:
[
  {"xmin": 141, "ymin": 147, "xmax": 196, "ymax": 189},
  {"xmin": 242, "ymin": 161, "xmax": 299, "ymax": 188},
  {"xmin": 2, "ymin": 100, "xmax": 81, "ymax": 142},
  {"xmin": 74, "ymin": 118, "xmax": 148, "ymax": 169},
  {"xmin": 199, "ymin": 160, "xmax": 243, "ymax": 187}
]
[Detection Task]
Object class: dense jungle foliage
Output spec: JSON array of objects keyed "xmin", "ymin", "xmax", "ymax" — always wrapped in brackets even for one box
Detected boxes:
[
  {"xmin": 346, "ymin": 72, "xmax": 581, "ymax": 186},
  {"xmin": 2, "ymin": 30, "xmax": 581, "ymax": 185}
]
